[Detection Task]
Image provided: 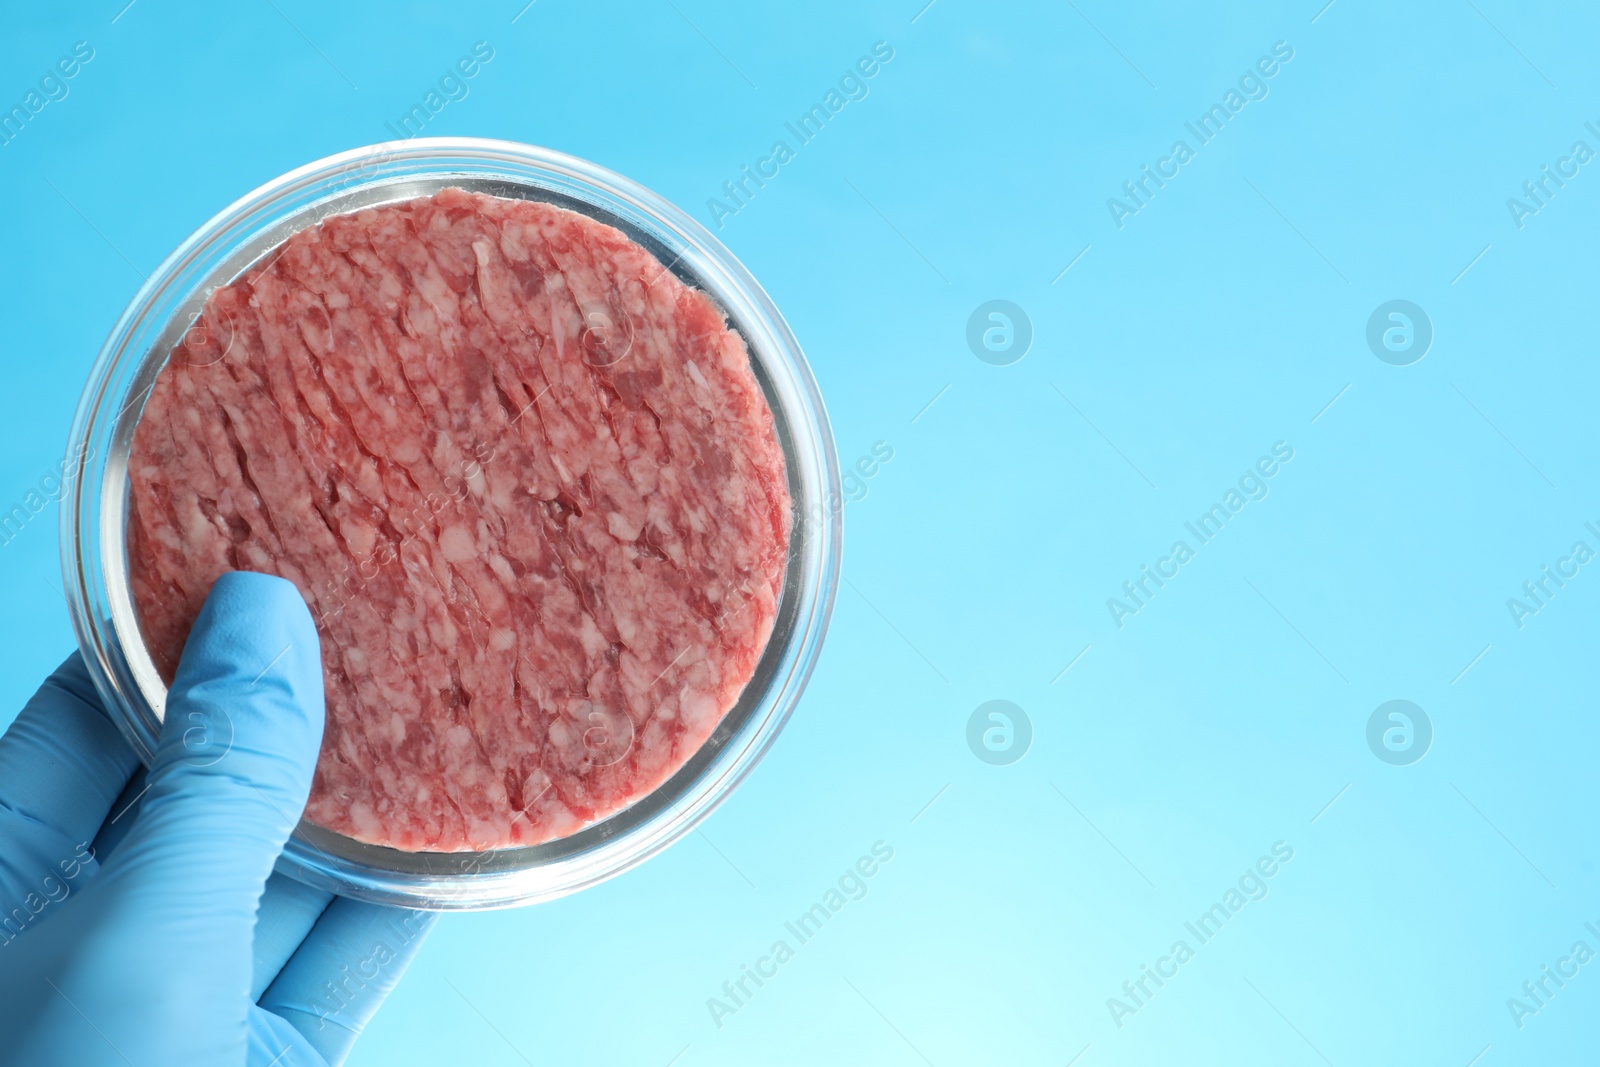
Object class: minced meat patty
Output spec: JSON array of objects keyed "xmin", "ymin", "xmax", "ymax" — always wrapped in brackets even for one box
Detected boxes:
[{"xmin": 126, "ymin": 188, "xmax": 790, "ymax": 852}]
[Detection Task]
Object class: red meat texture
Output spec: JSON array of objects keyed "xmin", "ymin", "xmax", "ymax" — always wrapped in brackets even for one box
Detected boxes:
[{"xmin": 126, "ymin": 188, "xmax": 791, "ymax": 852}]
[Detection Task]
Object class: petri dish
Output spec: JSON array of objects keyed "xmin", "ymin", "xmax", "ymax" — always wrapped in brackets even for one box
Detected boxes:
[{"xmin": 61, "ymin": 138, "xmax": 841, "ymax": 909}]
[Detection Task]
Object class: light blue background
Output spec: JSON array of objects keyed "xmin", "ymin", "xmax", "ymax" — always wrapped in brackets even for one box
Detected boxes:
[{"xmin": 3, "ymin": 1, "xmax": 1598, "ymax": 1064}]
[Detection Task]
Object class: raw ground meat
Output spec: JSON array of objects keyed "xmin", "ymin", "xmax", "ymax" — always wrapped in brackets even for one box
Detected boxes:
[{"xmin": 126, "ymin": 188, "xmax": 790, "ymax": 852}]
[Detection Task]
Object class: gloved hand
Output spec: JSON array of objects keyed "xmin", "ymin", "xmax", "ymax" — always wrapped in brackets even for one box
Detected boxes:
[{"xmin": 0, "ymin": 571, "xmax": 435, "ymax": 1066}]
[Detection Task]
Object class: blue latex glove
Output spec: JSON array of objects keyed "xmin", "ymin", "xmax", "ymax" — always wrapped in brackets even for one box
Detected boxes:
[{"xmin": 0, "ymin": 572, "xmax": 436, "ymax": 1066}]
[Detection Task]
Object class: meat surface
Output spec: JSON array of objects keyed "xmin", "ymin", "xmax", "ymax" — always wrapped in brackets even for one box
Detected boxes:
[{"xmin": 126, "ymin": 188, "xmax": 790, "ymax": 851}]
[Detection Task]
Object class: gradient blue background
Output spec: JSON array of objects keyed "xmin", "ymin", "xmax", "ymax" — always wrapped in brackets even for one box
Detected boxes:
[{"xmin": 3, "ymin": 1, "xmax": 1597, "ymax": 1064}]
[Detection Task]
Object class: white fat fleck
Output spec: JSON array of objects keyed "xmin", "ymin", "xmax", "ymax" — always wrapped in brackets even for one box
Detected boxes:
[
  {"xmin": 490, "ymin": 476, "xmax": 516, "ymax": 512},
  {"xmin": 606, "ymin": 512, "xmax": 642, "ymax": 542},
  {"xmin": 521, "ymin": 769, "xmax": 553, "ymax": 806},
  {"xmin": 185, "ymin": 510, "xmax": 214, "ymax": 543},
  {"xmin": 349, "ymin": 802, "xmax": 380, "ymax": 838},
  {"xmin": 341, "ymin": 519, "xmax": 377, "ymax": 558},
  {"xmin": 578, "ymin": 613, "xmax": 607, "ymax": 656},
  {"xmin": 685, "ymin": 360, "xmax": 709, "ymax": 392},
  {"xmin": 439, "ymin": 524, "xmax": 476, "ymax": 563},
  {"xmin": 683, "ymin": 690, "xmax": 717, "ymax": 732}
]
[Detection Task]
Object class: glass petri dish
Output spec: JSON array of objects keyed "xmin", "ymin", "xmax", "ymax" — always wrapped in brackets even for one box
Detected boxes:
[{"xmin": 61, "ymin": 138, "xmax": 842, "ymax": 910}]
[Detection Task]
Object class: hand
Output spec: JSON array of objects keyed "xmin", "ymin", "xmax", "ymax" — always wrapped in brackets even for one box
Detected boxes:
[{"xmin": 0, "ymin": 571, "xmax": 435, "ymax": 1066}]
